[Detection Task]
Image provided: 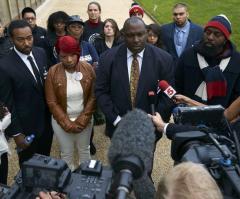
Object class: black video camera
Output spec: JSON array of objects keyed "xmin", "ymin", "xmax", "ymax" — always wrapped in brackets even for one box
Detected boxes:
[
  {"xmin": 2, "ymin": 154, "xmax": 113, "ymax": 199},
  {"xmin": 172, "ymin": 105, "xmax": 240, "ymax": 199}
]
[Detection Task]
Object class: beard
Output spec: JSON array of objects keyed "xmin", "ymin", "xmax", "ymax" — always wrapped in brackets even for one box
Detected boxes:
[{"xmin": 197, "ymin": 40, "xmax": 226, "ymax": 58}]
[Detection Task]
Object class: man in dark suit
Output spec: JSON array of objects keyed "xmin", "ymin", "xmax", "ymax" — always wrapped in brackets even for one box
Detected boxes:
[
  {"xmin": 95, "ymin": 17, "xmax": 175, "ymax": 138},
  {"xmin": 161, "ymin": 3, "xmax": 203, "ymax": 62},
  {"xmin": 0, "ymin": 20, "xmax": 53, "ymax": 164}
]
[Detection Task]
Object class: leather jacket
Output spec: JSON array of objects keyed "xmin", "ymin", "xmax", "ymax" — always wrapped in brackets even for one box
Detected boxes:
[{"xmin": 45, "ymin": 61, "xmax": 96, "ymax": 132}]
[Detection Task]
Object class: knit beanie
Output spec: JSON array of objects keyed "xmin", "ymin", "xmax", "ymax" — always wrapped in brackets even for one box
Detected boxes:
[
  {"xmin": 129, "ymin": 3, "xmax": 144, "ymax": 17},
  {"xmin": 205, "ymin": 14, "xmax": 231, "ymax": 39}
]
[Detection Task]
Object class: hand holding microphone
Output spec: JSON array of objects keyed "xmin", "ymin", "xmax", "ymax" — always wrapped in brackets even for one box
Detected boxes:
[{"xmin": 158, "ymin": 80, "xmax": 205, "ymax": 106}]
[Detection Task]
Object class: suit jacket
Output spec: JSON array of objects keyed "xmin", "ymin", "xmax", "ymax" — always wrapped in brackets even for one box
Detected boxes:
[
  {"xmin": 161, "ymin": 21, "xmax": 203, "ymax": 62},
  {"xmin": 0, "ymin": 47, "xmax": 51, "ymax": 137},
  {"xmin": 95, "ymin": 43, "xmax": 175, "ymax": 137}
]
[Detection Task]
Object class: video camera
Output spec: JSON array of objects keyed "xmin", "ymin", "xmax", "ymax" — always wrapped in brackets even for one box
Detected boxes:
[
  {"xmin": 172, "ymin": 105, "xmax": 240, "ymax": 199},
  {"xmin": 1, "ymin": 154, "xmax": 114, "ymax": 199}
]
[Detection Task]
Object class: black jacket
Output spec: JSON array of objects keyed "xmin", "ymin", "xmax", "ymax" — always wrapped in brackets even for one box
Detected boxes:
[{"xmin": 0, "ymin": 36, "xmax": 13, "ymax": 59}]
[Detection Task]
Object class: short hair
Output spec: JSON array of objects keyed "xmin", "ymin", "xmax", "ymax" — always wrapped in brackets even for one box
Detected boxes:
[
  {"xmin": 88, "ymin": 1, "xmax": 101, "ymax": 12},
  {"xmin": 47, "ymin": 11, "xmax": 69, "ymax": 32},
  {"xmin": 101, "ymin": 18, "xmax": 120, "ymax": 40},
  {"xmin": 156, "ymin": 162, "xmax": 223, "ymax": 199},
  {"xmin": 8, "ymin": 19, "xmax": 31, "ymax": 37},
  {"xmin": 21, "ymin": 7, "xmax": 36, "ymax": 18},
  {"xmin": 122, "ymin": 16, "xmax": 146, "ymax": 33},
  {"xmin": 173, "ymin": 2, "xmax": 188, "ymax": 11}
]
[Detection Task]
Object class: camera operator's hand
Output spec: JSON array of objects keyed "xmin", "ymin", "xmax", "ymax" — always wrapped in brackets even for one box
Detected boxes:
[
  {"xmin": 148, "ymin": 112, "xmax": 167, "ymax": 133},
  {"xmin": 36, "ymin": 191, "xmax": 65, "ymax": 199},
  {"xmin": 13, "ymin": 133, "xmax": 30, "ymax": 150},
  {"xmin": 174, "ymin": 94, "xmax": 205, "ymax": 106}
]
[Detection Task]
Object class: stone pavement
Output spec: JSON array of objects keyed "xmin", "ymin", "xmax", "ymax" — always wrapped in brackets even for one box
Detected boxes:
[{"xmin": 36, "ymin": 0, "xmax": 154, "ymax": 28}]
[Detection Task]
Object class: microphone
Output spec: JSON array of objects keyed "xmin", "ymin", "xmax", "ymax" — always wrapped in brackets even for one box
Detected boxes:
[
  {"xmin": 148, "ymin": 91, "xmax": 156, "ymax": 115},
  {"xmin": 108, "ymin": 109, "xmax": 156, "ymax": 199},
  {"xmin": 158, "ymin": 80, "xmax": 177, "ymax": 99},
  {"xmin": 132, "ymin": 175, "xmax": 156, "ymax": 199}
]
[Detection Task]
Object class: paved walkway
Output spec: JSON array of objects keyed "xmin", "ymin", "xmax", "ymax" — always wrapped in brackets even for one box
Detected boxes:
[{"xmin": 36, "ymin": 0, "xmax": 154, "ymax": 28}]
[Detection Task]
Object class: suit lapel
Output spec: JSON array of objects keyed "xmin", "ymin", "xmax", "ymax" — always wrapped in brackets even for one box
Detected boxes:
[
  {"xmin": 170, "ymin": 24, "xmax": 178, "ymax": 57},
  {"xmin": 13, "ymin": 50, "xmax": 41, "ymax": 92},
  {"xmin": 185, "ymin": 23, "xmax": 193, "ymax": 49},
  {"xmin": 32, "ymin": 49, "xmax": 45, "ymax": 81},
  {"xmin": 117, "ymin": 46, "xmax": 131, "ymax": 105}
]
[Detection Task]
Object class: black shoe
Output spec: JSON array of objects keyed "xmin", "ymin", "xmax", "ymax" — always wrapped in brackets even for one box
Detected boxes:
[{"xmin": 90, "ymin": 142, "xmax": 96, "ymax": 155}]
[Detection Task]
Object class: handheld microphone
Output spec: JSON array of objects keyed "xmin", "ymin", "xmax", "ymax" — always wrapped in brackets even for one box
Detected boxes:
[
  {"xmin": 148, "ymin": 91, "xmax": 156, "ymax": 115},
  {"xmin": 158, "ymin": 80, "xmax": 177, "ymax": 99},
  {"xmin": 108, "ymin": 109, "xmax": 156, "ymax": 199}
]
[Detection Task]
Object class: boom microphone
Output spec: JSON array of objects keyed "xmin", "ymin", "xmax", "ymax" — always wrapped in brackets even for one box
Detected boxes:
[
  {"xmin": 108, "ymin": 109, "xmax": 156, "ymax": 199},
  {"xmin": 158, "ymin": 80, "xmax": 177, "ymax": 99},
  {"xmin": 132, "ymin": 175, "xmax": 156, "ymax": 199}
]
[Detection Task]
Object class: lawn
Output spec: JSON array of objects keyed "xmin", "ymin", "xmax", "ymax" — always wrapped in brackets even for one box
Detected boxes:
[{"xmin": 136, "ymin": 0, "xmax": 240, "ymax": 49}]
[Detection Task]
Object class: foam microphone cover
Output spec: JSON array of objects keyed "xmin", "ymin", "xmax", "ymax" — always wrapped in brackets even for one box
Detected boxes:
[
  {"xmin": 133, "ymin": 175, "xmax": 156, "ymax": 199},
  {"xmin": 108, "ymin": 109, "xmax": 155, "ymax": 173}
]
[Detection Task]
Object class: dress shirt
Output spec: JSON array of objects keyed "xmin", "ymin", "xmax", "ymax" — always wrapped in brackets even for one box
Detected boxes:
[
  {"xmin": 126, "ymin": 48, "xmax": 144, "ymax": 81},
  {"xmin": 113, "ymin": 48, "xmax": 145, "ymax": 126},
  {"xmin": 174, "ymin": 20, "xmax": 190, "ymax": 57},
  {"xmin": 14, "ymin": 47, "xmax": 40, "ymax": 82}
]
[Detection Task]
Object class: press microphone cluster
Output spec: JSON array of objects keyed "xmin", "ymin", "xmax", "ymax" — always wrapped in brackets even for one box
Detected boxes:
[{"xmin": 108, "ymin": 109, "xmax": 156, "ymax": 199}]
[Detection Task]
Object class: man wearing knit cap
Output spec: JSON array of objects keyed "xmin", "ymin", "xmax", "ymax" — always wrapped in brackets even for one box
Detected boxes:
[
  {"xmin": 161, "ymin": 3, "xmax": 203, "ymax": 62},
  {"xmin": 175, "ymin": 14, "xmax": 240, "ymax": 108},
  {"xmin": 129, "ymin": 3, "xmax": 144, "ymax": 18}
]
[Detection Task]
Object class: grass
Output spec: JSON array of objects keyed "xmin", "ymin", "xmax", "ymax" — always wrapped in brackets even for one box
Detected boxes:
[{"xmin": 136, "ymin": 0, "xmax": 240, "ymax": 49}]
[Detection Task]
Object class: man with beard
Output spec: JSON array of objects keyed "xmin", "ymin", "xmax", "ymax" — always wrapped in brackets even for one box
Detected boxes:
[
  {"xmin": 0, "ymin": 20, "xmax": 53, "ymax": 165},
  {"xmin": 161, "ymin": 3, "xmax": 203, "ymax": 62},
  {"xmin": 175, "ymin": 15, "xmax": 240, "ymax": 108}
]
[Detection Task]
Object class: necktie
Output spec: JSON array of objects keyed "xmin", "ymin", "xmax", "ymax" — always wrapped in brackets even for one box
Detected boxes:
[
  {"xmin": 27, "ymin": 56, "xmax": 42, "ymax": 87},
  {"xmin": 130, "ymin": 54, "xmax": 140, "ymax": 108}
]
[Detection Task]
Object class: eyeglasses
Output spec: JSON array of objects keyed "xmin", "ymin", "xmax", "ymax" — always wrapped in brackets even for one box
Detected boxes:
[{"xmin": 24, "ymin": 17, "xmax": 36, "ymax": 21}]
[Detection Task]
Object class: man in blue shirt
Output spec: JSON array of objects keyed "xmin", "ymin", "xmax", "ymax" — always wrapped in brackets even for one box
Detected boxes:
[{"xmin": 161, "ymin": 3, "xmax": 203, "ymax": 62}]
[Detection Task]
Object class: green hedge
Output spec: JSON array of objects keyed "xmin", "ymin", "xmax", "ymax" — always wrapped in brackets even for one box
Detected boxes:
[{"xmin": 136, "ymin": 0, "xmax": 240, "ymax": 49}]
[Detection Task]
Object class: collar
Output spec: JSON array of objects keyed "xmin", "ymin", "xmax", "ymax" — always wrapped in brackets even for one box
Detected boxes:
[
  {"xmin": 88, "ymin": 19, "xmax": 100, "ymax": 27},
  {"xmin": 127, "ymin": 48, "xmax": 145, "ymax": 59},
  {"xmin": 175, "ymin": 20, "xmax": 190, "ymax": 33},
  {"xmin": 14, "ymin": 46, "xmax": 33, "ymax": 59}
]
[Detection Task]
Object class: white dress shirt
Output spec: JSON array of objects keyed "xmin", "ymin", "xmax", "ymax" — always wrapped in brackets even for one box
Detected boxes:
[
  {"xmin": 113, "ymin": 48, "xmax": 145, "ymax": 126},
  {"xmin": 14, "ymin": 47, "xmax": 40, "ymax": 82}
]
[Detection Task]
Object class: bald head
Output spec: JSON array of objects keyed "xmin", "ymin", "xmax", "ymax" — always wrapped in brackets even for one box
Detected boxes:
[
  {"xmin": 123, "ymin": 17, "xmax": 147, "ymax": 54},
  {"xmin": 123, "ymin": 16, "xmax": 146, "ymax": 33}
]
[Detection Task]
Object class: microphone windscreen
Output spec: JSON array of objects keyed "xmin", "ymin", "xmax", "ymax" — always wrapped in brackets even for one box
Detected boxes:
[
  {"xmin": 158, "ymin": 80, "xmax": 169, "ymax": 91},
  {"xmin": 133, "ymin": 175, "xmax": 156, "ymax": 199},
  {"xmin": 108, "ymin": 109, "xmax": 155, "ymax": 172}
]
